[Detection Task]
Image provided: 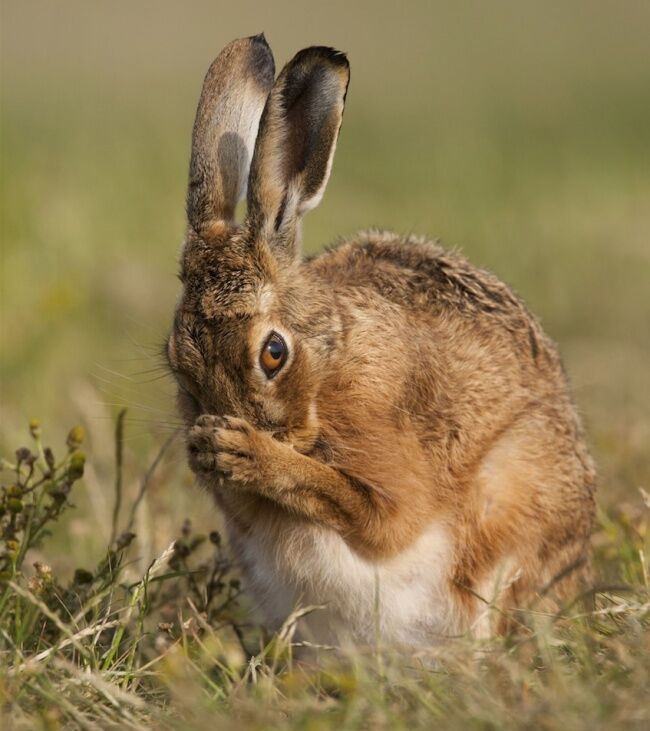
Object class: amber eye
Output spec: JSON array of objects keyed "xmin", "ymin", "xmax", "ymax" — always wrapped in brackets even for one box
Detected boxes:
[{"xmin": 260, "ymin": 332, "xmax": 288, "ymax": 378}]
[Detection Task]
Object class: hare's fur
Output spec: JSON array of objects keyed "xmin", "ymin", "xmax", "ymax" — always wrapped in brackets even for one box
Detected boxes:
[{"xmin": 168, "ymin": 36, "xmax": 596, "ymax": 644}]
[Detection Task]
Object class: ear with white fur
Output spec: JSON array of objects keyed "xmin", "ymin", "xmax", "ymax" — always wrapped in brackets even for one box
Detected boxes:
[
  {"xmin": 246, "ymin": 46, "xmax": 349, "ymax": 259},
  {"xmin": 187, "ymin": 34, "xmax": 275, "ymax": 235}
]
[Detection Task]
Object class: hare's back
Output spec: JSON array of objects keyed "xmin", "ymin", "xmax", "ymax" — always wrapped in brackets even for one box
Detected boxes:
[
  {"xmin": 310, "ymin": 230, "xmax": 536, "ymax": 324},
  {"xmin": 307, "ymin": 229, "xmax": 567, "ymax": 390}
]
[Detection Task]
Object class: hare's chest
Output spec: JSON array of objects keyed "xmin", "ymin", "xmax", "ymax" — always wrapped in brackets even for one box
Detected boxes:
[{"xmin": 234, "ymin": 520, "xmax": 458, "ymax": 645}]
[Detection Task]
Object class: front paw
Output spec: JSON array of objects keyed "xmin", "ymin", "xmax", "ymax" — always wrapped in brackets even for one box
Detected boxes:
[
  {"xmin": 187, "ymin": 414, "xmax": 270, "ymax": 487},
  {"xmin": 186, "ymin": 414, "xmax": 223, "ymax": 476}
]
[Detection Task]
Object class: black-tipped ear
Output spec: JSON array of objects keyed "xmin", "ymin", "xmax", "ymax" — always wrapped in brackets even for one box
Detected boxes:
[
  {"xmin": 187, "ymin": 35, "xmax": 275, "ymax": 234},
  {"xmin": 246, "ymin": 46, "xmax": 349, "ymax": 258}
]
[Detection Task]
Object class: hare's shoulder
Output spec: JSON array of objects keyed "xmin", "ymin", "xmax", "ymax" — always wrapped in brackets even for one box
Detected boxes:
[{"xmin": 306, "ymin": 229, "xmax": 525, "ymax": 318}]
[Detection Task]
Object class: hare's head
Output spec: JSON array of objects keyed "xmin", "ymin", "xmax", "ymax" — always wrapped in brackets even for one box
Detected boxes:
[{"xmin": 167, "ymin": 35, "xmax": 349, "ymax": 450}]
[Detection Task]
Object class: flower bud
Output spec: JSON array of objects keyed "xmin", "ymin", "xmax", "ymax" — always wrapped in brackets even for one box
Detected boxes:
[
  {"xmin": 46, "ymin": 482, "xmax": 62, "ymax": 498},
  {"xmin": 66, "ymin": 425, "xmax": 85, "ymax": 451},
  {"xmin": 29, "ymin": 418, "xmax": 41, "ymax": 439},
  {"xmin": 209, "ymin": 531, "xmax": 221, "ymax": 546},
  {"xmin": 73, "ymin": 568, "xmax": 94, "ymax": 585},
  {"xmin": 115, "ymin": 531, "xmax": 136, "ymax": 551},
  {"xmin": 7, "ymin": 485, "xmax": 23, "ymax": 498},
  {"xmin": 67, "ymin": 451, "xmax": 86, "ymax": 480},
  {"xmin": 15, "ymin": 447, "xmax": 32, "ymax": 464},
  {"xmin": 44, "ymin": 447, "xmax": 56, "ymax": 472},
  {"xmin": 7, "ymin": 498, "xmax": 23, "ymax": 514}
]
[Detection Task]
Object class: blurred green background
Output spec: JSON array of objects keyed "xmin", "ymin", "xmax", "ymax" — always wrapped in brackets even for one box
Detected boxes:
[{"xmin": 1, "ymin": 1, "xmax": 649, "ymax": 559}]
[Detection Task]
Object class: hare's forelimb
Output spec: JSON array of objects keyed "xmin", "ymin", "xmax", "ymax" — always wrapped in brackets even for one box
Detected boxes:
[{"xmin": 187, "ymin": 414, "xmax": 380, "ymax": 539}]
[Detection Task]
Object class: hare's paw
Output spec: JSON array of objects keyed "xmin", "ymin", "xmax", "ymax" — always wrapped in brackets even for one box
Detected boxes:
[
  {"xmin": 186, "ymin": 414, "xmax": 225, "ymax": 475},
  {"xmin": 214, "ymin": 417, "xmax": 297, "ymax": 491},
  {"xmin": 187, "ymin": 414, "xmax": 283, "ymax": 488},
  {"xmin": 210, "ymin": 416, "xmax": 266, "ymax": 486}
]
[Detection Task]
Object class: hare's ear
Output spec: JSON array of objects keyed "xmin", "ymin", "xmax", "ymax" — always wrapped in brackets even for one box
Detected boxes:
[
  {"xmin": 246, "ymin": 46, "xmax": 349, "ymax": 258},
  {"xmin": 187, "ymin": 35, "xmax": 275, "ymax": 234}
]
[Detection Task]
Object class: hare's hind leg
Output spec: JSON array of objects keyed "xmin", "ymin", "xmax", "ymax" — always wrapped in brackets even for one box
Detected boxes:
[{"xmin": 456, "ymin": 406, "xmax": 596, "ymax": 633}]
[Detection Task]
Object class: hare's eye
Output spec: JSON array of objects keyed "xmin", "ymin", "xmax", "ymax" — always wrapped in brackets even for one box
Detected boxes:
[{"xmin": 260, "ymin": 332, "xmax": 288, "ymax": 378}]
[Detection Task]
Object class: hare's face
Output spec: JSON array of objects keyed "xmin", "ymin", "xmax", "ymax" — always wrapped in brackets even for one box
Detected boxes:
[{"xmin": 168, "ymin": 229, "xmax": 324, "ymax": 451}]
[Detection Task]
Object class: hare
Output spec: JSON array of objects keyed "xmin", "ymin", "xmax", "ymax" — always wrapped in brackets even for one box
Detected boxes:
[{"xmin": 167, "ymin": 35, "xmax": 596, "ymax": 645}]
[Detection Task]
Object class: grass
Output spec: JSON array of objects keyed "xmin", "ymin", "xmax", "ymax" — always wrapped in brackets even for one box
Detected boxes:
[
  {"xmin": 0, "ymin": 420, "xmax": 648, "ymax": 731},
  {"xmin": 1, "ymin": 1, "xmax": 650, "ymax": 728}
]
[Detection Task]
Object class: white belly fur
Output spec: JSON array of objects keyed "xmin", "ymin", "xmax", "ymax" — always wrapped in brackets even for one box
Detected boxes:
[{"xmin": 231, "ymin": 520, "xmax": 460, "ymax": 646}]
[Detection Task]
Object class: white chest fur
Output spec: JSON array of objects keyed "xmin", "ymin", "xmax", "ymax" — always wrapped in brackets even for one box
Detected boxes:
[{"xmin": 231, "ymin": 520, "xmax": 459, "ymax": 646}]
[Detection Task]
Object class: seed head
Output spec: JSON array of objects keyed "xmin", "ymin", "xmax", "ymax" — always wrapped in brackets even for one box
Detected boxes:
[
  {"xmin": 34, "ymin": 562, "xmax": 53, "ymax": 582},
  {"xmin": 27, "ymin": 576, "xmax": 45, "ymax": 595}
]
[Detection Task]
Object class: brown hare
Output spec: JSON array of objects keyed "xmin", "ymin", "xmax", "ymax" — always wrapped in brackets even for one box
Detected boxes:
[{"xmin": 167, "ymin": 35, "xmax": 596, "ymax": 645}]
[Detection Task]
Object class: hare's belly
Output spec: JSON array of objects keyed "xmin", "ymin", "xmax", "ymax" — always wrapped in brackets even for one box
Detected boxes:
[{"xmin": 235, "ymin": 520, "xmax": 459, "ymax": 645}]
